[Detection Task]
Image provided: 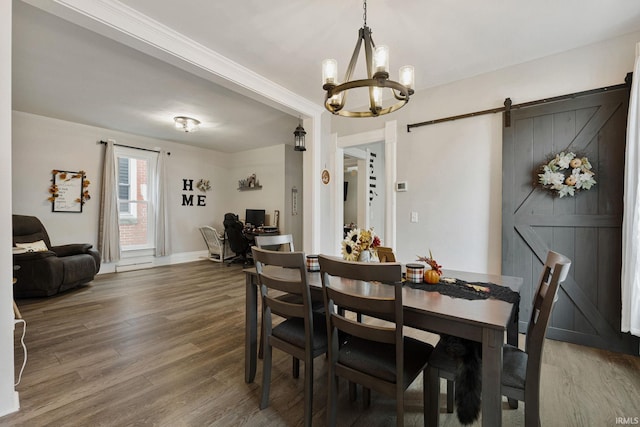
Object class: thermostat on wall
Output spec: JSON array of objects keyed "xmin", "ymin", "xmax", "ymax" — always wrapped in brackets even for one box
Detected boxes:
[{"xmin": 395, "ymin": 181, "xmax": 408, "ymax": 192}]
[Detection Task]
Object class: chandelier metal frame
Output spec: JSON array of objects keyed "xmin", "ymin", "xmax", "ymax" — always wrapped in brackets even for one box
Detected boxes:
[{"xmin": 322, "ymin": 1, "xmax": 414, "ymax": 117}]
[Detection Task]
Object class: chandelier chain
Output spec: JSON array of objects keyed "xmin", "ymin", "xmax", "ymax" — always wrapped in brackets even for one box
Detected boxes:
[{"xmin": 363, "ymin": 0, "xmax": 367, "ymax": 26}]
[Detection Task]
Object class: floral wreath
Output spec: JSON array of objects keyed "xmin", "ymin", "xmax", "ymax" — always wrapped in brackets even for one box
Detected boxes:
[
  {"xmin": 341, "ymin": 228, "xmax": 381, "ymax": 261},
  {"xmin": 48, "ymin": 170, "xmax": 91, "ymax": 205},
  {"xmin": 537, "ymin": 152, "xmax": 596, "ymax": 198},
  {"xmin": 196, "ymin": 179, "xmax": 211, "ymax": 192}
]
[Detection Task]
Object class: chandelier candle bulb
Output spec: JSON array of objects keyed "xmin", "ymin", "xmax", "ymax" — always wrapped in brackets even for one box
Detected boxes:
[
  {"xmin": 373, "ymin": 45, "xmax": 389, "ymax": 74},
  {"xmin": 322, "ymin": 59, "xmax": 338, "ymax": 85},
  {"xmin": 399, "ymin": 65, "xmax": 415, "ymax": 90},
  {"xmin": 373, "ymin": 87, "xmax": 383, "ymax": 109}
]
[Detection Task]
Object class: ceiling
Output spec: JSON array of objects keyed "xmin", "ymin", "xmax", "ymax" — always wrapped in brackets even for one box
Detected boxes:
[{"xmin": 12, "ymin": 0, "xmax": 640, "ymax": 153}]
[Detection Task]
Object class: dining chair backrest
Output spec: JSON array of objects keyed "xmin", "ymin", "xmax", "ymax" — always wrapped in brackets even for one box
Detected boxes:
[
  {"xmin": 319, "ymin": 255, "xmax": 421, "ymax": 426},
  {"xmin": 253, "ymin": 247, "xmax": 309, "ymax": 321},
  {"xmin": 255, "ymin": 234, "xmax": 295, "ymax": 252},
  {"xmin": 319, "ymin": 256, "xmax": 403, "ymax": 343},
  {"xmin": 252, "ymin": 247, "xmax": 326, "ymax": 427},
  {"xmin": 376, "ymin": 246, "xmax": 396, "ymax": 263},
  {"xmin": 525, "ymin": 251, "xmax": 571, "ymax": 374}
]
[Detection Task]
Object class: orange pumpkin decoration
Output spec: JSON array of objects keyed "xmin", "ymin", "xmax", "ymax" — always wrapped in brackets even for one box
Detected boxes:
[{"xmin": 424, "ymin": 269, "xmax": 440, "ymax": 284}]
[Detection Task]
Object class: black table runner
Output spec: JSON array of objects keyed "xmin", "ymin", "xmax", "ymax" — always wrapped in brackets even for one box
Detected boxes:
[{"xmin": 404, "ymin": 277, "xmax": 520, "ymax": 305}]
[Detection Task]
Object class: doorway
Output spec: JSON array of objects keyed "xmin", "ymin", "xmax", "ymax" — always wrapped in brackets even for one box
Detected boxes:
[{"xmin": 332, "ymin": 121, "xmax": 397, "ymax": 254}]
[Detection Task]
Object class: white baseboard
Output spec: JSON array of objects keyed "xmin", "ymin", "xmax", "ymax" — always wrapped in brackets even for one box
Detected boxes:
[
  {"xmin": 0, "ymin": 391, "xmax": 20, "ymax": 418},
  {"xmin": 99, "ymin": 250, "xmax": 209, "ymax": 274}
]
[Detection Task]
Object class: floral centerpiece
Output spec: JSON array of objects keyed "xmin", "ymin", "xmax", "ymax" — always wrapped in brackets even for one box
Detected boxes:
[
  {"xmin": 537, "ymin": 152, "xmax": 596, "ymax": 198},
  {"xmin": 342, "ymin": 228, "xmax": 381, "ymax": 262}
]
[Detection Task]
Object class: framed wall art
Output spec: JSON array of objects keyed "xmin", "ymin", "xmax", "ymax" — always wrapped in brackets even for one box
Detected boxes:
[{"xmin": 48, "ymin": 170, "xmax": 90, "ymax": 213}]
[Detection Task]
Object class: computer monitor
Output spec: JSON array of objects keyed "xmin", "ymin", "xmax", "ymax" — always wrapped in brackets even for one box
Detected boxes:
[{"xmin": 245, "ymin": 209, "xmax": 266, "ymax": 227}]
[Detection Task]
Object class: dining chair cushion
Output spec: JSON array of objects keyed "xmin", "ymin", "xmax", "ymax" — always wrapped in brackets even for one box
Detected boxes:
[
  {"xmin": 272, "ymin": 312, "xmax": 328, "ymax": 352},
  {"xmin": 338, "ymin": 335, "xmax": 433, "ymax": 386},
  {"xmin": 502, "ymin": 344, "xmax": 527, "ymax": 390}
]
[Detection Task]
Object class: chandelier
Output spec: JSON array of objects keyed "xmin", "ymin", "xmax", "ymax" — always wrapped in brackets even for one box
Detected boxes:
[{"xmin": 322, "ymin": 0, "xmax": 414, "ymax": 118}]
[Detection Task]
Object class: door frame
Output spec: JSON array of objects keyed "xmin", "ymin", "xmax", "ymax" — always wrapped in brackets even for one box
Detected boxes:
[{"xmin": 331, "ymin": 121, "xmax": 397, "ymax": 254}]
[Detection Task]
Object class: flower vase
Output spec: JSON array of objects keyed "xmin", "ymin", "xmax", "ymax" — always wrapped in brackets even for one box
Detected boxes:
[
  {"xmin": 358, "ymin": 250, "xmax": 371, "ymax": 262},
  {"xmin": 358, "ymin": 250, "xmax": 379, "ymax": 263}
]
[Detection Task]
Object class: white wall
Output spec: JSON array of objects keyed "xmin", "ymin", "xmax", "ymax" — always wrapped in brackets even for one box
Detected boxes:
[
  {"xmin": 11, "ymin": 111, "xmax": 230, "ymax": 266},
  {"xmin": 285, "ymin": 148, "xmax": 304, "ymax": 250},
  {"xmin": 11, "ymin": 112, "xmax": 299, "ymax": 269},
  {"xmin": 343, "ymin": 170, "xmax": 358, "ymax": 225},
  {"xmin": 0, "ymin": 0, "xmax": 17, "ymax": 417},
  {"xmin": 331, "ymin": 31, "xmax": 640, "ymax": 274},
  {"xmin": 226, "ymin": 145, "xmax": 286, "ymax": 228}
]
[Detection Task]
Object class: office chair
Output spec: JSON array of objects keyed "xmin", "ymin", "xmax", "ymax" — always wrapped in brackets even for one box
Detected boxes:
[{"xmin": 223, "ymin": 213, "xmax": 252, "ymax": 266}]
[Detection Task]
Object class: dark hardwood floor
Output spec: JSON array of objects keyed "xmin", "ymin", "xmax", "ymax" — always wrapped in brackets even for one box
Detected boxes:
[{"xmin": 4, "ymin": 260, "xmax": 639, "ymax": 426}]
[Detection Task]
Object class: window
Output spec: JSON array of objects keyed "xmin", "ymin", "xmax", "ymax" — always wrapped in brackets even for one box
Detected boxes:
[{"xmin": 115, "ymin": 146, "xmax": 158, "ymax": 251}]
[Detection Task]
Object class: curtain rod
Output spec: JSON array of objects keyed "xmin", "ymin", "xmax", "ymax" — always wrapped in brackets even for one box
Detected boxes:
[
  {"xmin": 406, "ymin": 72, "xmax": 633, "ymax": 132},
  {"xmin": 99, "ymin": 140, "xmax": 170, "ymax": 155}
]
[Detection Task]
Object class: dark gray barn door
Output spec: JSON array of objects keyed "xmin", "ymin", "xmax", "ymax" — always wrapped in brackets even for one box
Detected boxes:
[{"xmin": 502, "ymin": 88, "xmax": 639, "ymax": 354}]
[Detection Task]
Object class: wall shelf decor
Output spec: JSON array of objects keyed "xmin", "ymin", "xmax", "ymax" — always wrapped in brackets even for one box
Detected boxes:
[{"xmin": 238, "ymin": 173, "xmax": 262, "ymax": 191}]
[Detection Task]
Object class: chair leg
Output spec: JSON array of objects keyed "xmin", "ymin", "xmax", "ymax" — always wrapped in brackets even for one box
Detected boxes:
[
  {"xmin": 396, "ymin": 392, "xmax": 404, "ymax": 427},
  {"xmin": 426, "ymin": 366, "xmax": 440, "ymax": 427},
  {"xmin": 260, "ymin": 340, "xmax": 273, "ymax": 410},
  {"xmin": 303, "ymin": 357, "xmax": 313, "ymax": 427},
  {"xmin": 446, "ymin": 379, "xmax": 454, "ymax": 413},
  {"xmin": 422, "ymin": 370, "xmax": 428, "ymax": 427},
  {"xmin": 327, "ymin": 371, "xmax": 338, "ymax": 427},
  {"xmin": 292, "ymin": 357, "xmax": 300, "ymax": 378},
  {"xmin": 508, "ymin": 397, "xmax": 519, "ymax": 409},
  {"xmin": 524, "ymin": 389, "xmax": 540, "ymax": 427},
  {"xmin": 258, "ymin": 319, "xmax": 264, "ymax": 359}
]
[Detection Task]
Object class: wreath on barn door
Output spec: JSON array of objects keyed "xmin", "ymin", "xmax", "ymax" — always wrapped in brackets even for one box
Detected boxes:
[{"xmin": 537, "ymin": 152, "xmax": 596, "ymax": 198}]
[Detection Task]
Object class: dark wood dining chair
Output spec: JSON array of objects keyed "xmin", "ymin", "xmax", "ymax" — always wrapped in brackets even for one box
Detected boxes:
[
  {"xmin": 255, "ymin": 234, "xmax": 295, "ymax": 251},
  {"xmin": 254, "ymin": 234, "xmax": 319, "ymax": 371},
  {"xmin": 318, "ymin": 255, "xmax": 434, "ymax": 427},
  {"xmin": 426, "ymin": 250, "xmax": 571, "ymax": 427},
  {"xmin": 252, "ymin": 247, "xmax": 327, "ymax": 427}
]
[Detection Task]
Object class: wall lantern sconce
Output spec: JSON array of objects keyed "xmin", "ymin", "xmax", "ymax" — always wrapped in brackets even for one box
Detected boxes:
[
  {"xmin": 294, "ymin": 119, "xmax": 306, "ymax": 152},
  {"xmin": 174, "ymin": 116, "xmax": 201, "ymax": 132}
]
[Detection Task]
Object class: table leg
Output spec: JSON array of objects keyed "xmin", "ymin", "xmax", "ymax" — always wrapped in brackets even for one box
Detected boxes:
[
  {"xmin": 506, "ymin": 304, "xmax": 519, "ymax": 409},
  {"xmin": 482, "ymin": 328, "xmax": 503, "ymax": 427},
  {"xmin": 245, "ymin": 272, "xmax": 258, "ymax": 383}
]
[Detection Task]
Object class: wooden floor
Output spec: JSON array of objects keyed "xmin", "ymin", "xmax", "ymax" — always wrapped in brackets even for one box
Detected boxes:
[{"xmin": 4, "ymin": 260, "xmax": 640, "ymax": 426}]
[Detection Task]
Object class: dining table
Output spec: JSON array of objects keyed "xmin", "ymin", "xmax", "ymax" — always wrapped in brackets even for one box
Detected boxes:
[{"xmin": 243, "ymin": 264, "xmax": 523, "ymax": 427}]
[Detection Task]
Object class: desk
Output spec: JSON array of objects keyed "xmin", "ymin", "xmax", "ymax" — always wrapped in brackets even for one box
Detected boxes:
[
  {"xmin": 244, "ymin": 266, "xmax": 522, "ymax": 427},
  {"xmin": 243, "ymin": 228, "xmax": 279, "ymax": 244}
]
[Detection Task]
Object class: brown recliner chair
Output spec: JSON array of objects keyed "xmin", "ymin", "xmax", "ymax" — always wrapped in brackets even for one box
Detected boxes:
[{"xmin": 12, "ymin": 215, "xmax": 101, "ymax": 298}]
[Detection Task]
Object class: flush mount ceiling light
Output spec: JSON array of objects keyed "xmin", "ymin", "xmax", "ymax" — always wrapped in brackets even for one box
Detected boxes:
[
  {"xmin": 322, "ymin": 0, "xmax": 415, "ymax": 118},
  {"xmin": 174, "ymin": 116, "xmax": 200, "ymax": 132}
]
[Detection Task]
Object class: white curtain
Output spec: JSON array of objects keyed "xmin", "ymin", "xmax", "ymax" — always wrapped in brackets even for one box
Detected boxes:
[
  {"xmin": 98, "ymin": 140, "xmax": 121, "ymax": 263},
  {"xmin": 154, "ymin": 149, "xmax": 170, "ymax": 256},
  {"xmin": 622, "ymin": 42, "xmax": 640, "ymax": 337}
]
